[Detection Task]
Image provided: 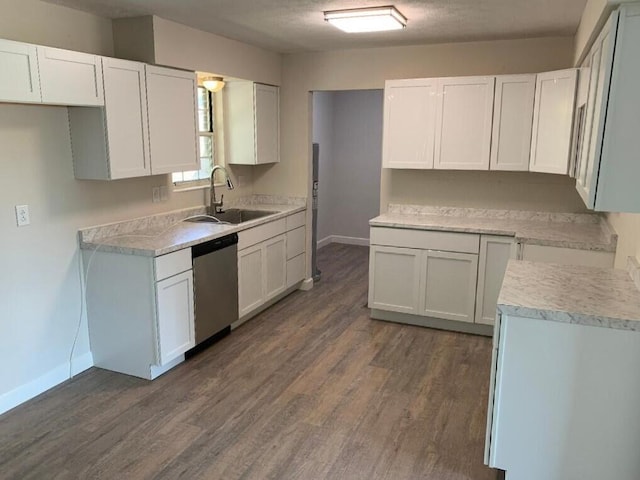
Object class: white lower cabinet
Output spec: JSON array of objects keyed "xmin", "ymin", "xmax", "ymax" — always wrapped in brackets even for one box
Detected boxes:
[
  {"xmin": 368, "ymin": 246, "xmax": 422, "ymax": 314},
  {"xmin": 369, "ymin": 227, "xmax": 615, "ymax": 334},
  {"xmin": 155, "ymin": 270, "xmax": 195, "ymax": 365},
  {"xmin": 486, "ymin": 314, "xmax": 640, "ymax": 479},
  {"xmin": 237, "ymin": 212, "xmax": 307, "ymax": 321},
  {"xmin": 238, "ymin": 234, "xmax": 286, "ymax": 318},
  {"xmin": 238, "ymin": 243, "xmax": 265, "ymax": 317},
  {"xmin": 420, "ymin": 250, "xmax": 478, "ymax": 323},
  {"xmin": 264, "ymin": 234, "xmax": 287, "ymax": 301},
  {"xmin": 84, "ymin": 248, "xmax": 195, "ymax": 380},
  {"xmin": 475, "ymin": 236, "xmax": 516, "ymax": 325},
  {"xmin": 369, "ymin": 228, "xmax": 482, "ymax": 328}
]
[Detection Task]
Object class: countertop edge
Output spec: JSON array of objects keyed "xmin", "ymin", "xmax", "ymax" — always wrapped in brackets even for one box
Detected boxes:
[{"xmin": 497, "ymin": 304, "xmax": 640, "ymax": 333}]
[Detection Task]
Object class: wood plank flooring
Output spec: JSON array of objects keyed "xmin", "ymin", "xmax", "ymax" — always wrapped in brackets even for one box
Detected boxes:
[{"xmin": 0, "ymin": 243, "xmax": 497, "ymax": 479}]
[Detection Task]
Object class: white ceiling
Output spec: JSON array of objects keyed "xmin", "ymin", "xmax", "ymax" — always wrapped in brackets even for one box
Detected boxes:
[{"xmin": 44, "ymin": 0, "xmax": 587, "ymax": 53}]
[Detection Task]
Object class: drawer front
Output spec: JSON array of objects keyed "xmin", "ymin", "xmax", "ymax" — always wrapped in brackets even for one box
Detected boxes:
[
  {"xmin": 286, "ymin": 253, "xmax": 305, "ymax": 288},
  {"xmin": 286, "ymin": 211, "xmax": 306, "ymax": 231},
  {"xmin": 155, "ymin": 248, "xmax": 192, "ymax": 281},
  {"xmin": 370, "ymin": 227, "xmax": 480, "ymax": 254},
  {"xmin": 238, "ymin": 218, "xmax": 286, "ymax": 250},
  {"xmin": 286, "ymin": 226, "xmax": 305, "ymax": 260}
]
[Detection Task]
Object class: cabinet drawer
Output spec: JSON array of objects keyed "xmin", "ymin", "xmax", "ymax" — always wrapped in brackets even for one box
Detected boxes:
[
  {"xmin": 286, "ymin": 211, "xmax": 306, "ymax": 231},
  {"xmin": 238, "ymin": 218, "xmax": 286, "ymax": 250},
  {"xmin": 370, "ymin": 227, "xmax": 480, "ymax": 254},
  {"xmin": 155, "ymin": 248, "xmax": 192, "ymax": 281},
  {"xmin": 286, "ymin": 253, "xmax": 305, "ymax": 288},
  {"xmin": 286, "ymin": 226, "xmax": 305, "ymax": 260}
]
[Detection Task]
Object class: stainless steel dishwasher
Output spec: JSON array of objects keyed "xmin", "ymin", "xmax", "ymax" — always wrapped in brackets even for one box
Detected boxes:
[{"xmin": 189, "ymin": 233, "xmax": 238, "ymax": 353}]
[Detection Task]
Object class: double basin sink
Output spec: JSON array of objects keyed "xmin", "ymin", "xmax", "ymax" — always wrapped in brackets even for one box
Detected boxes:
[{"xmin": 186, "ymin": 208, "xmax": 279, "ymax": 225}]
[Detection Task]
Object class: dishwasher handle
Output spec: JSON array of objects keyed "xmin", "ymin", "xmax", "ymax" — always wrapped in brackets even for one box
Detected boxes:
[{"xmin": 192, "ymin": 233, "xmax": 238, "ymax": 258}]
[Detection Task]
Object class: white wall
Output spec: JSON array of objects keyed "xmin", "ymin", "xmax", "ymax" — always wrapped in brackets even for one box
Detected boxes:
[
  {"xmin": 312, "ymin": 92, "xmax": 335, "ymax": 243},
  {"xmin": 313, "ymin": 90, "xmax": 383, "ymax": 244}
]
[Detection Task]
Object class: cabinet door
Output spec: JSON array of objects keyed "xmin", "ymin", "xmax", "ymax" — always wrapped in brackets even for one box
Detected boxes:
[
  {"xmin": 264, "ymin": 234, "xmax": 287, "ymax": 301},
  {"xmin": 0, "ymin": 39, "xmax": 41, "ymax": 103},
  {"xmin": 490, "ymin": 75, "xmax": 536, "ymax": 171},
  {"xmin": 529, "ymin": 69, "xmax": 577, "ymax": 174},
  {"xmin": 37, "ymin": 46, "xmax": 103, "ymax": 106},
  {"xmin": 146, "ymin": 65, "xmax": 199, "ymax": 174},
  {"xmin": 434, "ymin": 76, "xmax": 495, "ymax": 170},
  {"xmin": 382, "ymin": 78, "xmax": 437, "ymax": 169},
  {"xmin": 368, "ymin": 245, "xmax": 421, "ymax": 314},
  {"xmin": 102, "ymin": 58, "xmax": 151, "ymax": 179},
  {"xmin": 255, "ymin": 83, "xmax": 279, "ymax": 164},
  {"xmin": 155, "ymin": 270, "xmax": 195, "ymax": 365},
  {"xmin": 475, "ymin": 236, "xmax": 515, "ymax": 326},
  {"xmin": 238, "ymin": 243, "xmax": 265, "ymax": 317},
  {"xmin": 419, "ymin": 250, "xmax": 478, "ymax": 323}
]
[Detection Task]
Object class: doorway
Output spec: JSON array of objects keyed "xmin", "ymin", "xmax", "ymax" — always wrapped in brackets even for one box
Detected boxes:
[{"xmin": 311, "ymin": 89, "xmax": 384, "ymax": 276}]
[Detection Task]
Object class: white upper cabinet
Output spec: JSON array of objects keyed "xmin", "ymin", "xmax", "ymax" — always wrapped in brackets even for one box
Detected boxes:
[
  {"xmin": 490, "ymin": 75, "xmax": 536, "ymax": 171},
  {"xmin": 576, "ymin": 5, "xmax": 640, "ymax": 212},
  {"xmin": 0, "ymin": 39, "xmax": 41, "ymax": 103},
  {"xmin": 434, "ymin": 76, "xmax": 495, "ymax": 170},
  {"xmin": 382, "ymin": 78, "xmax": 437, "ymax": 169},
  {"xmin": 70, "ymin": 58, "xmax": 151, "ymax": 180},
  {"xmin": 255, "ymin": 83, "xmax": 280, "ymax": 165},
  {"xmin": 103, "ymin": 58, "xmax": 151, "ymax": 179},
  {"xmin": 529, "ymin": 69, "xmax": 578, "ymax": 175},
  {"xmin": 146, "ymin": 65, "xmax": 199, "ymax": 175},
  {"xmin": 225, "ymin": 81, "xmax": 280, "ymax": 165},
  {"xmin": 37, "ymin": 46, "xmax": 104, "ymax": 106}
]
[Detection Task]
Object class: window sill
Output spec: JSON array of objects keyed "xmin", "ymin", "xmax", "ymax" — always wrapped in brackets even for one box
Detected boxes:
[{"xmin": 173, "ymin": 182, "xmax": 225, "ymax": 193}]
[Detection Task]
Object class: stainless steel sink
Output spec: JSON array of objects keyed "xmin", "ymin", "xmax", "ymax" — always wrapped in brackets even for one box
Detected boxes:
[{"xmin": 186, "ymin": 209, "xmax": 279, "ymax": 225}]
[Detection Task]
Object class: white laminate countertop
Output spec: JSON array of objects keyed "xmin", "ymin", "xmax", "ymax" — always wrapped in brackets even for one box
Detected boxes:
[
  {"xmin": 369, "ymin": 205, "xmax": 616, "ymax": 252},
  {"xmin": 497, "ymin": 259, "xmax": 640, "ymax": 332},
  {"xmin": 79, "ymin": 199, "xmax": 306, "ymax": 257}
]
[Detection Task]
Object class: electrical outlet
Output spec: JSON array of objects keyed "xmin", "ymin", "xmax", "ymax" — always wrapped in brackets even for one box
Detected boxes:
[
  {"xmin": 15, "ymin": 205, "xmax": 30, "ymax": 227},
  {"xmin": 159, "ymin": 185, "xmax": 168, "ymax": 201},
  {"xmin": 152, "ymin": 187, "xmax": 161, "ymax": 203}
]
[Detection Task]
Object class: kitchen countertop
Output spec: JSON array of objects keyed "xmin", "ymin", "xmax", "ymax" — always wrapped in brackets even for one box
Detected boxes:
[
  {"xmin": 369, "ymin": 205, "xmax": 617, "ymax": 252},
  {"xmin": 497, "ymin": 258, "xmax": 640, "ymax": 332},
  {"xmin": 79, "ymin": 196, "xmax": 306, "ymax": 257}
]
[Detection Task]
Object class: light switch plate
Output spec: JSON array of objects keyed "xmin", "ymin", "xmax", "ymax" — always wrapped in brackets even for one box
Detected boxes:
[
  {"xmin": 159, "ymin": 185, "xmax": 168, "ymax": 201},
  {"xmin": 15, "ymin": 205, "xmax": 30, "ymax": 226},
  {"xmin": 152, "ymin": 187, "xmax": 161, "ymax": 203}
]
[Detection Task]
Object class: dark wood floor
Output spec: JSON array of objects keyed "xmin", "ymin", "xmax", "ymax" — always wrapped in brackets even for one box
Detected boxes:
[{"xmin": 0, "ymin": 243, "xmax": 496, "ymax": 480}]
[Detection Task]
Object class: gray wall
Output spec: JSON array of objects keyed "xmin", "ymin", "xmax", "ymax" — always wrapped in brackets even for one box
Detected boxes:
[{"xmin": 312, "ymin": 90, "xmax": 383, "ymax": 244}]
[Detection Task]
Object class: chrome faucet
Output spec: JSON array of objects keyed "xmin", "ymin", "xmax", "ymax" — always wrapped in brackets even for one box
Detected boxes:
[{"xmin": 209, "ymin": 165, "xmax": 235, "ymax": 214}]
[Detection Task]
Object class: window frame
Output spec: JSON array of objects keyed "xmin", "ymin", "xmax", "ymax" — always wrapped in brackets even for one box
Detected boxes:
[{"xmin": 172, "ymin": 86, "xmax": 217, "ymax": 187}]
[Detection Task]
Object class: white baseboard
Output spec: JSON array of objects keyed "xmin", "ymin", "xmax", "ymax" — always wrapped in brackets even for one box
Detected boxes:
[
  {"xmin": 0, "ymin": 351, "xmax": 94, "ymax": 416},
  {"xmin": 299, "ymin": 277, "xmax": 314, "ymax": 291},
  {"xmin": 317, "ymin": 236, "xmax": 333, "ymax": 249},
  {"xmin": 317, "ymin": 235, "xmax": 369, "ymax": 249}
]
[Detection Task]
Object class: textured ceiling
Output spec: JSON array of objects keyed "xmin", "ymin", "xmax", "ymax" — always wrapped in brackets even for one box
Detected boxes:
[{"xmin": 44, "ymin": 0, "xmax": 587, "ymax": 53}]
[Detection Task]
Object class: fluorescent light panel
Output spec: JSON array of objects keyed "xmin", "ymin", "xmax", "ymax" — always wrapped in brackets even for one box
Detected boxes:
[{"xmin": 324, "ymin": 6, "xmax": 407, "ymax": 33}]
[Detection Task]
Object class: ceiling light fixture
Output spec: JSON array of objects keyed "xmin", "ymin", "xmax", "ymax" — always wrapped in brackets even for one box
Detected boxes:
[
  {"xmin": 324, "ymin": 6, "xmax": 407, "ymax": 33},
  {"xmin": 202, "ymin": 76, "xmax": 225, "ymax": 92}
]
